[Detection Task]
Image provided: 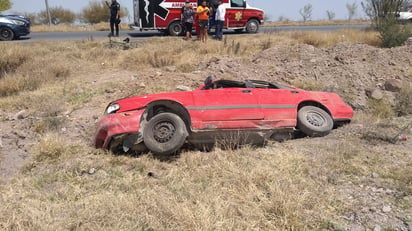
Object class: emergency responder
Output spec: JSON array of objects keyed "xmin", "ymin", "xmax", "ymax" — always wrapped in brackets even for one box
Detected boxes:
[{"xmin": 105, "ymin": 0, "xmax": 121, "ymax": 37}]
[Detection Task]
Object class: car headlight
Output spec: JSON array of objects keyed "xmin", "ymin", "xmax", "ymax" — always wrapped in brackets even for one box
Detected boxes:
[
  {"xmin": 106, "ymin": 103, "xmax": 120, "ymax": 114},
  {"xmin": 10, "ymin": 20, "xmax": 25, "ymax": 25}
]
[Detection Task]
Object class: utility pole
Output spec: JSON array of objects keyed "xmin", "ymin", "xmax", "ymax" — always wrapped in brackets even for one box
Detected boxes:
[{"xmin": 45, "ymin": 0, "xmax": 52, "ymax": 26}]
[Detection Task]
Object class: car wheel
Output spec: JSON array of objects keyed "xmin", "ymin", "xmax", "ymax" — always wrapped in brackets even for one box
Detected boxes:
[
  {"xmin": 143, "ymin": 113, "xmax": 188, "ymax": 155},
  {"xmin": 245, "ymin": 19, "xmax": 259, "ymax": 33},
  {"xmin": 0, "ymin": 27, "xmax": 15, "ymax": 41},
  {"xmin": 297, "ymin": 106, "xmax": 333, "ymax": 137},
  {"xmin": 168, "ymin": 21, "xmax": 183, "ymax": 36}
]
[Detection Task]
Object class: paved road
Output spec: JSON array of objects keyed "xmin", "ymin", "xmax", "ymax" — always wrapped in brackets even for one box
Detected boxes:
[{"xmin": 16, "ymin": 24, "xmax": 371, "ymax": 42}]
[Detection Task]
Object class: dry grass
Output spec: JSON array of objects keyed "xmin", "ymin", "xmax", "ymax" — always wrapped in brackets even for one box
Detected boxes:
[
  {"xmin": 31, "ymin": 22, "xmax": 127, "ymax": 32},
  {"xmin": 1, "ymin": 123, "xmax": 410, "ymax": 230},
  {"xmin": 0, "ymin": 30, "xmax": 410, "ymax": 230},
  {"xmin": 29, "ymin": 20, "xmax": 369, "ymax": 33},
  {"xmin": 264, "ymin": 19, "xmax": 371, "ymax": 27},
  {"xmin": 287, "ymin": 29, "xmax": 381, "ymax": 47},
  {"xmin": 0, "ymin": 29, "xmax": 380, "ymax": 97},
  {"xmin": 0, "ymin": 135, "xmax": 339, "ymax": 230}
]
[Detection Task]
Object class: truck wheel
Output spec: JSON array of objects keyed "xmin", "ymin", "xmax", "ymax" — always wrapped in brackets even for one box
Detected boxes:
[
  {"xmin": 0, "ymin": 27, "xmax": 14, "ymax": 41},
  {"xmin": 143, "ymin": 113, "xmax": 188, "ymax": 155},
  {"xmin": 245, "ymin": 19, "xmax": 259, "ymax": 33},
  {"xmin": 168, "ymin": 21, "xmax": 183, "ymax": 36},
  {"xmin": 297, "ymin": 106, "xmax": 333, "ymax": 137}
]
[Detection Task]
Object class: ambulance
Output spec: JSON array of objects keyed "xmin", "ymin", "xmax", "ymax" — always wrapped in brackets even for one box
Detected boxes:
[{"xmin": 132, "ymin": 0, "xmax": 264, "ymax": 35}]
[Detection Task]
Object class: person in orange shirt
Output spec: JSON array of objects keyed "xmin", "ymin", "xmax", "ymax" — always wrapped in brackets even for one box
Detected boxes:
[{"xmin": 196, "ymin": 1, "xmax": 210, "ymax": 43}]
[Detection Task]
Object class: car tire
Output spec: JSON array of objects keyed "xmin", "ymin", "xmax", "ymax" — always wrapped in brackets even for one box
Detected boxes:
[
  {"xmin": 0, "ymin": 27, "xmax": 14, "ymax": 41},
  {"xmin": 245, "ymin": 19, "xmax": 259, "ymax": 33},
  {"xmin": 297, "ymin": 106, "xmax": 333, "ymax": 137},
  {"xmin": 168, "ymin": 21, "xmax": 183, "ymax": 36},
  {"xmin": 143, "ymin": 112, "xmax": 188, "ymax": 155}
]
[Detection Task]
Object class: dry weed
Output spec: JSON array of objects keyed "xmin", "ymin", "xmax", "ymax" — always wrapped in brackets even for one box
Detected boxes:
[{"xmin": 0, "ymin": 144, "xmax": 337, "ymax": 230}]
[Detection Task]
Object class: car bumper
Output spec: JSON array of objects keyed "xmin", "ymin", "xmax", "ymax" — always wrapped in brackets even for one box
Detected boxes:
[
  {"xmin": 94, "ymin": 110, "xmax": 144, "ymax": 149},
  {"xmin": 332, "ymin": 105, "xmax": 354, "ymax": 121}
]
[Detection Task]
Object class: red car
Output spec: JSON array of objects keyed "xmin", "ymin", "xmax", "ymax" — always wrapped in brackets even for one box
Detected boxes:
[{"xmin": 94, "ymin": 78, "xmax": 354, "ymax": 155}]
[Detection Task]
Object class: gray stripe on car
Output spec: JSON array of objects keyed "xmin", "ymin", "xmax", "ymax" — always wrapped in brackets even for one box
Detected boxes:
[{"xmin": 187, "ymin": 105, "xmax": 296, "ymax": 110}]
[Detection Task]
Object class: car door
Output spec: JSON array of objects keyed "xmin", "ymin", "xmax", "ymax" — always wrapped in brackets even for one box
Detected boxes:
[
  {"xmin": 253, "ymin": 88, "xmax": 301, "ymax": 128},
  {"xmin": 189, "ymin": 87, "xmax": 264, "ymax": 129},
  {"xmin": 226, "ymin": 0, "xmax": 247, "ymax": 28}
]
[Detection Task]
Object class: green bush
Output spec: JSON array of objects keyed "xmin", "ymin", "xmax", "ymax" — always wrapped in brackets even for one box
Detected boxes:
[{"xmin": 378, "ymin": 18, "xmax": 412, "ymax": 48}]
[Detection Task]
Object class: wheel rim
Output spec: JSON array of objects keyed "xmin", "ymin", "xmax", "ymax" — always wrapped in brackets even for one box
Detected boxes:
[
  {"xmin": 247, "ymin": 21, "xmax": 258, "ymax": 33},
  {"xmin": 170, "ymin": 23, "xmax": 181, "ymax": 35},
  {"xmin": 153, "ymin": 121, "xmax": 176, "ymax": 143},
  {"xmin": 1, "ymin": 29, "xmax": 11, "ymax": 39},
  {"xmin": 305, "ymin": 111, "xmax": 327, "ymax": 127}
]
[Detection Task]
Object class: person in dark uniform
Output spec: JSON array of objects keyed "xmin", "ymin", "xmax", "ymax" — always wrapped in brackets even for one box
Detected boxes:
[{"xmin": 105, "ymin": 0, "xmax": 121, "ymax": 37}]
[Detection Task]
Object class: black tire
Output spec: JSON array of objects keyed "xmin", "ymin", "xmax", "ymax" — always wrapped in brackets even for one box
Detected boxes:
[
  {"xmin": 0, "ymin": 27, "xmax": 14, "ymax": 41},
  {"xmin": 168, "ymin": 21, "xmax": 183, "ymax": 36},
  {"xmin": 143, "ymin": 113, "xmax": 188, "ymax": 155},
  {"xmin": 297, "ymin": 106, "xmax": 333, "ymax": 137},
  {"xmin": 245, "ymin": 19, "xmax": 259, "ymax": 33}
]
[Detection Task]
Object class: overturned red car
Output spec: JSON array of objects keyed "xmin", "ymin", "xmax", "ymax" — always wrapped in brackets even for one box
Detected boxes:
[{"xmin": 94, "ymin": 78, "xmax": 354, "ymax": 155}]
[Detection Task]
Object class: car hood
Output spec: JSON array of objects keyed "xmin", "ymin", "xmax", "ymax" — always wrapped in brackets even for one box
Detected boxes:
[{"xmin": 0, "ymin": 15, "xmax": 29, "ymax": 24}]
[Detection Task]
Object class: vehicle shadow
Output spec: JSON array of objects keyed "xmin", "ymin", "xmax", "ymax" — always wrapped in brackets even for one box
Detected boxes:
[
  {"xmin": 15, "ymin": 36, "xmax": 31, "ymax": 41},
  {"xmin": 115, "ymin": 131, "xmax": 307, "ymax": 162},
  {"xmin": 127, "ymin": 31, "xmax": 167, "ymax": 38}
]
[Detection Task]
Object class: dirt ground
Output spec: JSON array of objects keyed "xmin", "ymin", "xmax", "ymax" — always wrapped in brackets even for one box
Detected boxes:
[{"xmin": 0, "ymin": 41, "xmax": 411, "ymax": 229}]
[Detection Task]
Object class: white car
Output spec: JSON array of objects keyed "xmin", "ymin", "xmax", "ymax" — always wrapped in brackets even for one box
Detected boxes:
[{"xmin": 399, "ymin": 5, "xmax": 412, "ymax": 22}]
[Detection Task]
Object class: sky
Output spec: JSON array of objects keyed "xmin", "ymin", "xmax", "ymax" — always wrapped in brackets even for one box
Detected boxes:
[{"xmin": 5, "ymin": 0, "xmax": 365, "ymax": 22}]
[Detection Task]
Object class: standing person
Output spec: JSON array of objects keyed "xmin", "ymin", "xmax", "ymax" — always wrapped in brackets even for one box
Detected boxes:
[
  {"xmin": 208, "ymin": 2, "xmax": 217, "ymax": 35},
  {"xmin": 214, "ymin": 0, "xmax": 225, "ymax": 41},
  {"xmin": 105, "ymin": 0, "xmax": 121, "ymax": 37},
  {"xmin": 196, "ymin": 0, "xmax": 210, "ymax": 43},
  {"xmin": 182, "ymin": 1, "xmax": 196, "ymax": 40}
]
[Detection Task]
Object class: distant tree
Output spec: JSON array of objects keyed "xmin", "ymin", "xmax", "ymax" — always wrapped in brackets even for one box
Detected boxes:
[
  {"xmin": 361, "ymin": 1, "xmax": 374, "ymax": 20},
  {"xmin": 38, "ymin": 7, "xmax": 75, "ymax": 25},
  {"xmin": 326, "ymin": 10, "xmax": 336, "ymax": 20},
  {"xmin": 0, "ymin": 0, "xmax": 12, "ymax": 12},
  {"xmin": 278, "ymin": 16, "xmax": 290, "ymax": 22},
  {"xmin": 81, "ymin": 1, "xmax": 109, "ymax": 24},
  {"xmin": 346, "ymin": 2, "xmax": 358, "ymax": 20},
  {"xmin": 361, "ymin": 0, "xmax": 411, "ymax": 47},
  {"xmin": 361, "ymin": 0, "xmax": 406, "ymax": 24},
  {"xmin": 299, "ymin": 3, "xmax": 313, "ymax": 22}
]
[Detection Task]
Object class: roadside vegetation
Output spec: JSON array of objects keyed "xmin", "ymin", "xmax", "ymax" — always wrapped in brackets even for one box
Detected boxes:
[{"xmin": 0, "ymin": 28, "xmax": 411, "ymax": 230}]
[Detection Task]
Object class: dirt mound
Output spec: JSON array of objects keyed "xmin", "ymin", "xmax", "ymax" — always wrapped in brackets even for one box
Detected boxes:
[{"xmin": 202, "ymin": 42, "xmax": 412, "ymax": 110}]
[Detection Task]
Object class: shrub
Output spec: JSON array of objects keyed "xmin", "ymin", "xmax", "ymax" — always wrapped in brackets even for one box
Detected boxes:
[
  {"xmin": 38, "ymin": 7, "xmax": 76, "ymax": 25},
  {"xmin": 368, "ymin": 98, "xmax": 395, "ymax": 118},
  {"xmin": 148, "ymin": 51, "xmax": 175, "ymax": 68},
  {"xmin": 395, "ymin": 82, "xmax": 412, "ymax": 116},
  {"xmin": 0, "ymin": 45, "xmax": 30, "ymax": 78},
  {"xmin": 362, "ymin": 0, "xmax": 412, "ymax": 47},
  {"xmin": 379, "ymin": 19, "xmax": 412, "ymax": 47},
  {"xmin": 81, "ymin": 1, "xmax": 110, "ymax": 24}
]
